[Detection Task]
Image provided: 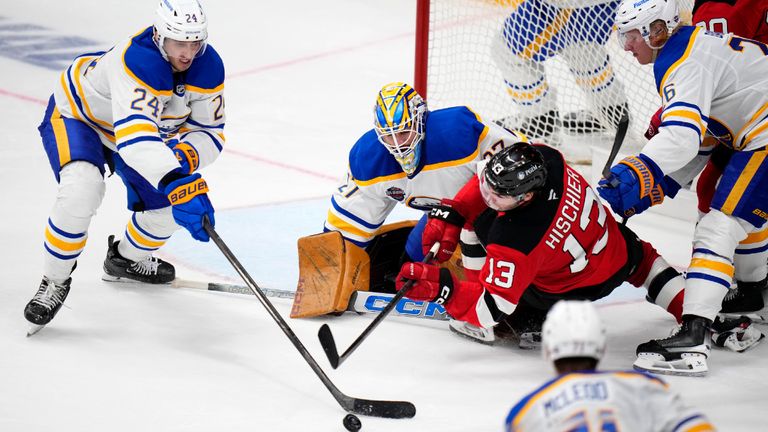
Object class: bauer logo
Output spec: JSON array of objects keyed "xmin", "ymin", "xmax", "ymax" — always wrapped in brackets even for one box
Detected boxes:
[{"xmin": 362, "ymin": 295, "xmax": 447, "ymax": 319}]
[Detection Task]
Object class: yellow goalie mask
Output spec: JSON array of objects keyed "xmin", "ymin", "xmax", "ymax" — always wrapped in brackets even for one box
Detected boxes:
[{"xmin": 373, "ymin": 82, "xmax": 428, "ymax": 175}]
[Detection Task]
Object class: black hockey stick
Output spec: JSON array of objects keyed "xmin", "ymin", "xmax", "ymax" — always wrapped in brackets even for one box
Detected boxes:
[
  {"xmin": 203, "ymin": 217, "xmax": 416, "ymax": 419},
  {"xmin": 601, "ymin": 111, "xmax": 629, "ymax": 185},
  {"xmin": 318, "ymin": 242, "xmax": 440, "ymax": 369},
  {"xmin": 601, "ymin": 112, "xmax": 630, "ymax": 225}
]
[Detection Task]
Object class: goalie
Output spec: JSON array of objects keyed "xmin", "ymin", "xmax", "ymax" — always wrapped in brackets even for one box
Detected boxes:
[
  {"xmin": 492, "ymin": 0, "xmax": 629, "ymax": 145},
  {"xmin": 291, "ymin": 82, "xmax": 528, "ymax": 318}
]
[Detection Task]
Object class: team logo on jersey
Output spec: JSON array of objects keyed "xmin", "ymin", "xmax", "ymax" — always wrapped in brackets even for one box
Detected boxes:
[
  {"xmin": 386, "ymin": 187, "xmax": 405, "ymax": 201},
  {"xmin": 175, "ymin": 84, "xmax": 186, "ymax": 96}
]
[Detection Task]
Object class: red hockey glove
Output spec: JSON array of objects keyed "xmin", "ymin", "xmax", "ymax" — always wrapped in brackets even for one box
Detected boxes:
[
  {"xmin": 396, "ymin": 262, "xmax": 455, "ymax": 305},
  {"xmin": 422, "ymin": 199, "xmax": 466, "ymax": 263},
  {"xmin": 645, "ymin": 107, "xmax": 663, "ymax": 140}
]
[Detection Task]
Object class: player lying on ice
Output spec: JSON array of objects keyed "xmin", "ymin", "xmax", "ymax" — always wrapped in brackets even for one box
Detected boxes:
[
  {"xmin": 24, "ymin": 0, "xmax": 222, "ymax": 335},
  {"xmin": 598, "ymin": 0, "xmax": 767, "ymax": 374},
  {"xmin": 289, "ymin": 82, "xmax": 530, "ymax": 318},
  {"xmin": 395, "ymin": 143, "xmax": 761, "ymax": 365}
]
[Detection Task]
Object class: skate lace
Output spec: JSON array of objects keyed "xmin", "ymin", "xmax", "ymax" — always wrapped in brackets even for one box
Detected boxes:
[
  {"xmin": 724, "ymin": 288, "xmax": 740, "ymax": 301},
  {"xmin": 130, "ymin": 256, "xmax": 161, "ymax": 275},
  {"xmin": 34, "ymin": 280, "xmax": 67, "ymax": 309}
]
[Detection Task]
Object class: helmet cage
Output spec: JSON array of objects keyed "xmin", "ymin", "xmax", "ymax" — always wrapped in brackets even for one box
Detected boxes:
[
  {"xmin": 374, "ymin": 82, "xmax": 428, "ymax": 175},
  {"xmin": 154, "ymin": 0, "xmax": 208, "ymax": 61}
]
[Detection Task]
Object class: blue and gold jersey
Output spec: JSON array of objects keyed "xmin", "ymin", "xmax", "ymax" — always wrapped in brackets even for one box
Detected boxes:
[
  {"xmin": 505, "ymin": 371, "xmax": 714, "ymax": 432},
  {"xmin": 643, "ymin": 26, "xmax": 768, "ymax": 176},
  {"xmin": 325, "ymin": 106, "xmax": 528, "ymax": 247},
  {"xmin": 53, "ymin": 26, "xmax": 225, "ymax": 188}
]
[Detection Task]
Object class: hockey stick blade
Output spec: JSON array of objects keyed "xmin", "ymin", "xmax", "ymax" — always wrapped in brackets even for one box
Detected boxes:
[
  {"xmin": 202, "ymin": 217, "xmax": 416, "ymax": 418},
  {"xmin": 318, "ymin": 323, "xmax": 341, "ymax": 369},
  {"xmin": 319, "ymin": 242, "xmax": 440, "ymax": 369}
]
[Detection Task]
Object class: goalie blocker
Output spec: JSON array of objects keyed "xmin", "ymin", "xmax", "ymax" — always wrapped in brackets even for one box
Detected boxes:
[{"xmin": 291, "ymin": 221, "xmax": 465, "ymax": 318}]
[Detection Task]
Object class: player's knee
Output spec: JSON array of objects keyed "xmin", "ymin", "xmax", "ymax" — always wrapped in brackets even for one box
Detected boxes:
[
  {"xmin": 56, "ymin": 161, "xmax": 105, "ymax": 219},
  {"xmin": 695, "ymin": 210, "xmax": 750, "ymax": 257}
]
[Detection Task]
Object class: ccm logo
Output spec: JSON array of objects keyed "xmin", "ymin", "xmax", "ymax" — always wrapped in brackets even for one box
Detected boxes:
[{"xmin": 364, "ymin": 295, "xmax": 447, "ymax": 318}]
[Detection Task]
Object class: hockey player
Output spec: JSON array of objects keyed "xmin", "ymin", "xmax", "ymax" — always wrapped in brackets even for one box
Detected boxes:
[
  {"xmin": 24, "ymin": 0, "xmax": 223, "ymax": 333},
  {"xmin": 492, "ymin": 0, "xmax": 629, "ymax": 145},
  {"xmin": 395, "ymin": 142, "xmax": 686, "ymax": 347},
  {"xmin": 325, "ymin": 82, "xmax": 527, "ymax": 259},
  {"xmin": 505, "ymin": 300, "xmax": 715, "ymax": 432},
  {"xmin": 598, "ymin": 0, "xmax": 768, "ymax": 374},
  {"xmin": 642, "ymin": 0, "xmax": 768, "ymax": 320},
  {"xmin": 291, "ymin": 82, "xmax": 529, "ymax": 318}
]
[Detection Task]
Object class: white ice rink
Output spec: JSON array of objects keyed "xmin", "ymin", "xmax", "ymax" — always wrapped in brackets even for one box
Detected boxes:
[{"xmin": 1, "ymin": 1, "xmax": 766, "ymax": 431}]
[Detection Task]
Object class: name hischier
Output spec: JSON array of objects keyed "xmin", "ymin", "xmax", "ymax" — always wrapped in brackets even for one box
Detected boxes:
[{"xmin": 546, "ymin": 167, "xmax": 582, "ymax": 249}]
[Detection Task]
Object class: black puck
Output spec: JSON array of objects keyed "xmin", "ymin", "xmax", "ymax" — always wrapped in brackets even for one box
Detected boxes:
[{"xmin": 343, "ymin": 413, "xmax": 362, "ymax": 431}]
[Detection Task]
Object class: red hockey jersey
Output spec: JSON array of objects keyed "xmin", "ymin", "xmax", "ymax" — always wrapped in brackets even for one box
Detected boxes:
[
  {"xmin": 446, "ymin": 145, "xmax": 628, "ymax": 328},
  {"xmin": 692, "ymin": 0, "xmax": 768, "ymax": 43}
]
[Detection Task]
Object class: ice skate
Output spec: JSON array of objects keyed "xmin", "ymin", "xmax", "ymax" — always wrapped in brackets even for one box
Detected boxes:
[
  {"xmin": 494, "ymin": 110, "xmax": 561, "ymax": 145},
  {"xmin": 719, "ymin": 278, "xmax": 768, "ymax": 324},
  {"xmin": 449, "ymin": 319, "xmax": 497, "ymax": 345},
  {"xmin": 633, "ymin": 315, "xmax": 711, "ymax": 377},
  {"xmin": 711, "ymin": 315, "xmax": 764, "ymax": 353},
  {"xmin": 24, "ymin": 277, "xmax": 71, "ymax": 336},
  {"xmin": 102, "ymin": 235, "xmax": 175, "ymax": 284}
]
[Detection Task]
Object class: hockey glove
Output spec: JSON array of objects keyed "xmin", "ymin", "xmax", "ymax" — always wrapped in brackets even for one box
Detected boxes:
[
  {"xmin": 597, "ymin": 153, "xmax": 665, "ymax": 217},
  {"xmin": 164, "ymin": 173, "xmax": 215, "ymax": 242},
  {"xmin": 621, "ymin": 175, "xmax": 681, "ymax": 217},
  {"xmin": 168, "ymin": 140, "xmax": 200, "ymax": 175},
  {"xmin": 396, "ymin": 262, "xmax": 455, "ymax": 305},
  {"xmin": 422, "ymin": 199, "xmax": 466, "ymax": 263},
  {"xmin": 711, "ymin": 316, "xmax": 765, "ymax": 353}
]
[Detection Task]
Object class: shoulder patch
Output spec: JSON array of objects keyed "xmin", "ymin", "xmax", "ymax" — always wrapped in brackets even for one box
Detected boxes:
[
  {"xmin": 348, "ymin": 130, "xmax": 405, "ymax": 183},
  {"xmin": 185, "ymin": 44, "xmax": 225, "ymax": 92},
  {"xmin": 123, "ymin": 26, "xmax": 173, "ymax": 96}
]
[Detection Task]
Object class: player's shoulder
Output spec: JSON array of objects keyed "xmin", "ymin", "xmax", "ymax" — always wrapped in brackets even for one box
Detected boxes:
[
  {"xmin": 653, "ymin": 26, "xmax": 704, "ymax": 89},
  {"xmin": 422, "ymin": 106, "xmax": 488, "ymax": 164},
  {"xmin": 185, "ymin": 44, "xmax": 225, "ymax": 92},
  {"xmin": 122, "ymin": 26, "xmax": 173, "ymax": 95},
  {"xmin": 348, "ymin": 130, "xmax": 405, "ymax": 184},
  {"xmin": 505, "ymin": 374, "xmax": 564, "ymax": 426}
]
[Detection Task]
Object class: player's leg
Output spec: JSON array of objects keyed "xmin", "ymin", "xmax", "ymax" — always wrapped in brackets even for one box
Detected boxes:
[
  {"xmin": 103, "ymin": 156, "xmax": 178, "ymax": 284},
  {"xmin": 491, "ymin": 0, "xmax": 561, "ymax": 143},
  {"xmin": 720, "ymin": 228, "xmax": 768, "ymax": 318},
  {"xmin": 26, "ymin": 99, "xmax": 107, "ymax": 326},
  {"xmin": 636, "ymin": 152, "xmax": 768, "ymax": 374},
  {"xmin": 559, "ymin": 3, "xmax": 628, "ymax": 133}
]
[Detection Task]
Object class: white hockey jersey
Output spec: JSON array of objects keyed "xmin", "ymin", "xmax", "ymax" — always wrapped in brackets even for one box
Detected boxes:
[
  {"xmin": 53, "ymin": 26, "xmax": 225, "ymax": 188},
  {"xmin": 643, "ymin": 26, "xmax": 768, "ymax": 175},
  {"xmin": 505, "ymin": 371, "xmax": 714, "ymax": 432},
  {"xmin": 324, "ymin": 107, "xmax": 528, "ymax": 247}
]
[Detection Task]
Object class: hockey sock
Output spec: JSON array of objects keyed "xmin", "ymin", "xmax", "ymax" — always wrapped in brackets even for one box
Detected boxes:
[{"xmin": 117, "ymin": 208, "xmax": 177, "ymax": 262}]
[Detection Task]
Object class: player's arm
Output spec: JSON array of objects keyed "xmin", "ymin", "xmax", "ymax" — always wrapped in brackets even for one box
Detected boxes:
[
  {"xmin": 599, "ymin": 62, "xmax": 712, "ymax": 215},
  {"xmin": 397, "ymin": 244, "xmax": 536, "ymax": 328},
  {"xmin": 173, "ymin": 49, "xmax": 226, "ymax": 174},
  {"xmin": 477, "ymin": 121, "xmax": 529, "ymax": 159},
  {"xmin": 324, "ymin": 172, "xmax": 397, "ymax": 248}
]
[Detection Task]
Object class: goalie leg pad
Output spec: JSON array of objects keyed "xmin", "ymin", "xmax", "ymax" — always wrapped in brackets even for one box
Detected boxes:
[{"xmin": 291, "ymin": 231, "xmax": 370, "ymax": 318}]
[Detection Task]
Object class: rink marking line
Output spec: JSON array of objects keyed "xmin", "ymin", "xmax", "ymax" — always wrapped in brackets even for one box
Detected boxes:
[{"xmin": 0, "ymin": 87, "xmax": 47, "ymax": 105}]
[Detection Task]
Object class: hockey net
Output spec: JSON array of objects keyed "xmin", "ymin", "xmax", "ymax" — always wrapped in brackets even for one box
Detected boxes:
[{"xmin": 415, "ymin": 0, "xmax": 693, "ymax": 158}]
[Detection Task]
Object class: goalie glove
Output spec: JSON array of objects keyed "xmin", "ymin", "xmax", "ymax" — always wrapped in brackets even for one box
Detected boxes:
[
  {"xmin": 422, "ymin": 199, "xmax": 466, "ymax": 263},
  {"xmin": 711, "ymin": 315, "xmax": 765, "ymax": 353}
]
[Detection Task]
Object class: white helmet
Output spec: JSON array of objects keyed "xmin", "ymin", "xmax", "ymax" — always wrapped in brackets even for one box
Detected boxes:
[
  {"xmin": 616, "ymin": 0, "xmax": 680, "ymax": 46},
  {"xmin": 542, "ymin": 300, "xmax": 607, "ymax": 362},
  {"xmin": 154, "ymin": 0, "xmax": 208, "ymax": 60}
]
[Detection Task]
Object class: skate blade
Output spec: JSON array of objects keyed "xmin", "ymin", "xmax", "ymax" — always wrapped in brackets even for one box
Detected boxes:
[
  {"xmin": 633, "ymin": 353, "xmax": 708, "ymax": 377},
  {"xmin": 27, "ymin": 324, "xmax": 45, "ymax": 337},
  {"xmin": 101, "ymin": 274, "xmax": 172, "ymax": 285},
  {"xmin": 448, "ymin": 322, "xmax": 496, "ymax": 346}
]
